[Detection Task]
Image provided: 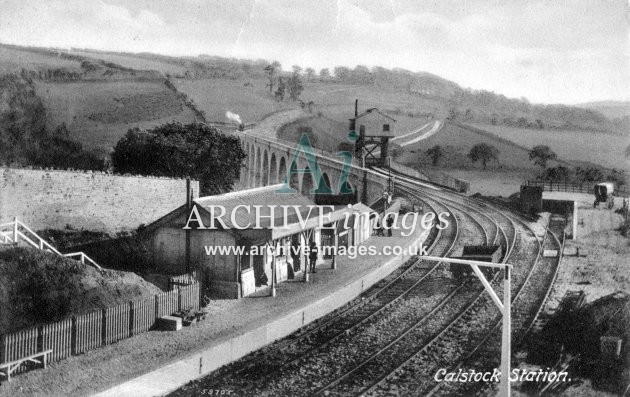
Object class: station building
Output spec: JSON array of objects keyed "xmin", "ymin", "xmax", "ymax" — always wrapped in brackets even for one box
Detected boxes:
[{"xmin": 142, "ymin": 184, "xmax": 376, "ymax": 298}]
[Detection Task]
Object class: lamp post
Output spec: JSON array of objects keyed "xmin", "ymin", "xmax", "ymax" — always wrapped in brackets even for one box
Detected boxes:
[{"xmin": 417, "ymin": 255, "xmax": 512, "ymax": 397}]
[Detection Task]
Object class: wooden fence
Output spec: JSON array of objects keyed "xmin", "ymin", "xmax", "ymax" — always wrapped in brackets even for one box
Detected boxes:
[
  {"xmin": 168, "ymin": 271, "xmax": 198, "ymax": 290},
  {"xmin": 0, "ymin": 282, "xmax": 200, "ymax": 371}
]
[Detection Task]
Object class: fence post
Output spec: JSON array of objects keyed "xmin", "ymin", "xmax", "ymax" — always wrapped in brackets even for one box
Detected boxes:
[
  {"xmin": 0, "ymin": 333, "xmax": 5, "ymax": 363},
  {"xmin": 128, "ymin": 301, "xmax": 134, "ymax": 338},
  {"xmin": 101, "ymin": 309, "xmax": 107, "ymax": 346},
  {"xmin": 13, "ymin": 217, "xmax": 18, "ymax": 243},
  {"xmin": 37, "ymin": 325, "xmax": 44, "ymax": 353},
  {"xmin": 71, "ymin": 316, "xmax": 77, "ymax": 355}
]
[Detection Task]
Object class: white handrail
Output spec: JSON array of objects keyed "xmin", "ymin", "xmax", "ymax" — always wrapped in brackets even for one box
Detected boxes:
[
  {"xmin": 16, "ymin": 231, "xmax": 40, "ymax": 250},
  {"xmin": 0, "ymin": 231, "xmax": 13, "ymax": 243}
]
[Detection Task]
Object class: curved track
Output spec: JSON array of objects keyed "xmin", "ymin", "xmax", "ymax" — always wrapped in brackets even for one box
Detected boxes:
[
  {"xmin": 170, "ymin": 167, "xmax": 557, "ymax": 397},
  {"xmin": 312, "ymin": 181, "xmax": 517, "ymax": 397},
  {"xmin": 368, "ymin": 167, "xmax": 561, "ymax": 397},
  {"xmin": 170, "ymin": 194, "xmax": 465, "ymax": 394}
]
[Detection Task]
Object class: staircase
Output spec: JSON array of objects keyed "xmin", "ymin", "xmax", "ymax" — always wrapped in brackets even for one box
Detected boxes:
[{"xmin": 0, "ymin": 217, "xmax": 103, "ymax": 271}]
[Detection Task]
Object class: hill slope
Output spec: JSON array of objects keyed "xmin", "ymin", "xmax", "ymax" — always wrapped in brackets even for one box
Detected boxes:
[
  {"xmin": 578, "ymin": 100, "xmax": 630, "ymax": 120},
  {"xmin": 0, "ymin": 247, "xmax": 160, "ymax": 334}
]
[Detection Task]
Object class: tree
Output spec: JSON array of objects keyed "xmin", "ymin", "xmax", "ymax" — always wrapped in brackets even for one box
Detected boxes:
[
  {"xmin": 264, "ymin": 61, "xmax": 281, "ymax": 94},
  {"xmin": 426, "ymin": 145, "xmax": 444, "ymax": 166},
  {"xmin": 112, "ymin": 123, "xmax": 246, "ymax": 195},
  {"xmin": 274, "ymin": 77, "xmax": 286, "ymax": 101},
  {"xmin": 305, "ymin": 67, "xmax": 315, "ymax": 82},
  {"xmin": 606, "ymin": 169, "xmax": 627, "ymax": 188},
  {"xmin": 575, "ymin": 166, "xmax": 604, "ymax": 183},
  {"xmin": 468, "ymin": 143, "xmax": 499, "ymax": 169},
  {"xmin": 287, "ymin": 71, "xmax": 304, "ymax": 101},
  {"xmin": 292, "ymin": 65, "xmax": 302, "ymax": 75},
  {"xmin": 337, "ymin": 142, "xmax": 354, "ymax": 152},
  {"xmin": 333, "ymin": 66, "xmax": 350, "ymax": 80},
  {"xmin": 529, "ymin": 145, "xmax": 557, "ymax": 168},
  {"xmin": 319, "ymin": 68, "xmax": 330, "ymax": 78},
  {"xmin": 539, "ymin": 166, "xmax": 570, "ymax": 182},
  {"xmin": 446, "ymin": 107, "xmax": 459, "ymax": 121}
]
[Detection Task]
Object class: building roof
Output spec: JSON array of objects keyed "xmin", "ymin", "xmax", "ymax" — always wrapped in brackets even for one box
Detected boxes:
[
  {"xmin": 351, "ymin": 108, "xmax": 396, "ymax": 122},
  {"xmin": 144, "ymin": 184, "xmax": 378, "ymax": 244},
  {"xmin": 272, "ymin": 202, "xmax": 377, "ymax": 240},
  {"xmin": 194, "ymin": 184, "xmax": 329, "ymax": 230}
]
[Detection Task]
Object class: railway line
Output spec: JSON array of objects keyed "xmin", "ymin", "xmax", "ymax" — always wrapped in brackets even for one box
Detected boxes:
[
  {"xmin": 170, "ymin": 168, "xmax": 561, "ymax": 397},
  {"xmin": 369, "ymin": 167, "xmax": 562, "ymax": 397},
  {"xmin": 429, "ymin": 219, "xmax": 565, "ymax": 397},
  {"xmin": 170, "ymin": 192, "xmax": 467, "ymax": 394},
  {"xmin": 310, "ymin": 181, "xmax": 517, "ymax": 396},
  {"xmin": 231, "ymin": 189, "xmax": 500, "ymax": 396}
]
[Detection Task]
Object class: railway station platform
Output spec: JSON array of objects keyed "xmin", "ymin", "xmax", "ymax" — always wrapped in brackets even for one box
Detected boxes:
[{"xmin": 0, "ymin": 219, "xmax": 431, "ymax": 397}]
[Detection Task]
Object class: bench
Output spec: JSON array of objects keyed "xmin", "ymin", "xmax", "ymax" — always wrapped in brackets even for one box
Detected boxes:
[{"xmin": 0, "ymin": 350, "xmax": 52, "ymax": 381}]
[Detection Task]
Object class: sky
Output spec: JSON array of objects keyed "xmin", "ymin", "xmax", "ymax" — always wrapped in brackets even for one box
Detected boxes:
[{"xmin": 0, "ymin": 0, "xmax": 628, "ymax": 104}]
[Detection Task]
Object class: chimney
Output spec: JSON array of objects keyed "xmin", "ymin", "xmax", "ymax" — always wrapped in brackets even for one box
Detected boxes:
[
  {"xmin": 355, "ymin": 99, "xmax": 358, "ymax": 117},
  {"xmin": 186, "ymin": 177, "xmax": 192, "ymax": 209}
]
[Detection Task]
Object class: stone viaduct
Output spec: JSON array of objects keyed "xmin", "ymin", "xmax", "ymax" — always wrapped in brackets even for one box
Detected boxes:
[{"xmin": 231, "ymin": 110, "xmax": 390, "ymax": 206}]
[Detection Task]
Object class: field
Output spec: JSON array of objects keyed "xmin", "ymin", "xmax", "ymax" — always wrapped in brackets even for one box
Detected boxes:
[
  {"xmin": 0, "ymin": 46, "xmax": 82, "ymax": 74},
  {"xmin": 69, "ymin": 49, "xmax": 188, "ymax": 75},
  {"xmin": 395, "ymin": 121, "xmax": 567, "ymax": 170},
  {"xmin": 35, "ymin": 80, "xmax": 198, "ymax": 155},
  {"xmin": 470, "ymin": 123, "xmax": 630, "ymax": 170},
  {"xmin": 173, "ymin": 77, "xmax": 298, "ymax": 123},
  {"xmin": 1, "ymin": 44, "xmax": 626, "ymax": 196},
  {"xmin": 302, "ymin": 81, "xmax": 446, "ymax": 130}
]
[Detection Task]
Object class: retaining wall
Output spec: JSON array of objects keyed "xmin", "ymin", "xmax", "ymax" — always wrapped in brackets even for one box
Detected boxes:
[{"xmin": 0, "ymin": 167, "xmax": 199, "ymax": 232}]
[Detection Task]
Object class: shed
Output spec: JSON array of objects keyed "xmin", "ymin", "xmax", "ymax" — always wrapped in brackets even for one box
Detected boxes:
[{"xmin": 142, "ymin": 184, "xmax": 376, "ymax": 298}]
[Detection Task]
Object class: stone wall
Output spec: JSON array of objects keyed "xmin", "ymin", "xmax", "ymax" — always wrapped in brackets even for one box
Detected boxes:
[{"xmin": 1, "ymin": 167, "xmax": 199, "ymax": 232}]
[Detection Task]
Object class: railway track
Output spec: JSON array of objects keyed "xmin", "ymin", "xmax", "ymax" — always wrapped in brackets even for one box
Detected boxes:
[
  {"xmin": 311, "ymin": 184, "xmax": 518, "ymax": 397},
  {"xmin": 171, "ymin": 167, "xmax": 552, "ymax": 397},
  {"xmin": 372, "ymin": 166, "xmax": 562, "ymax": 397},
  {"xmin": 169, "ymin": 194, "xmax": 463, "ymax": 393},
  {"xmin": 171, "ymin": 178, "xmax": 509, "ymax": 397},
  {"xmin": 428, "ymin": 227, "xmax": 563, "ymax": 397}
]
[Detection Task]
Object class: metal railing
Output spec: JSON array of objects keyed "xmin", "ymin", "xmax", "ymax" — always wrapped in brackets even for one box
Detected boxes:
[
  {"xmin": 524, "ymin": 180, "xmax": 629, "ymax": 197},
  {"xmin": 0, "ymin": 217, "xmax": 103, "ymax": 271}
]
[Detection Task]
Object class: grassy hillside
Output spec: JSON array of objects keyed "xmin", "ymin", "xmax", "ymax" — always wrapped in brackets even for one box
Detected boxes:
[
  {"xmin": 0, "ymin": 247, "xmax": 160, "ymax": 334},
  {"xmin": 278, "ymin": 115, "xmax": 347, "ymax": 153},
  {"xmin": 173, "ymin": 77, "xmax": 297, "ymax": 123},
  {"xmin": 35, "ymin": 80, "xmax": 199, "ymax": 155},
  {"xmin": 578, "ymin": 101, "xmax": 630, "ymax": 120},
  {"xmin": 395, "ymin": 121, "xmax": 564, "ymax": 171},
  {"xmin": 1, "ymin": 43, "xmax": 626, "ymax": 179},
  {"xmin": 68, "ymin": 49, "xmax": 189, "ymax": 75},
  {"xmin": 468, "ymin": 123, "xmax": 630, "ymax": 171},
  {"xmin": 0, "ymin": 46, "xmax": 82, "ymax": 74}
]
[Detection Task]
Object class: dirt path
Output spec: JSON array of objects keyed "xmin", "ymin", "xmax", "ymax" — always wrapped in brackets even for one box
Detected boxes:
[{"xmin": 393, "ymin": 120, "xmax": 443, "ymax": 147}]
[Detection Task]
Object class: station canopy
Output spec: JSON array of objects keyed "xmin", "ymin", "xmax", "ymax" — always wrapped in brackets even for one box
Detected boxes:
[{"xmin": 192, "ymin": 184, "xmax": 374, "ymax": 243}]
